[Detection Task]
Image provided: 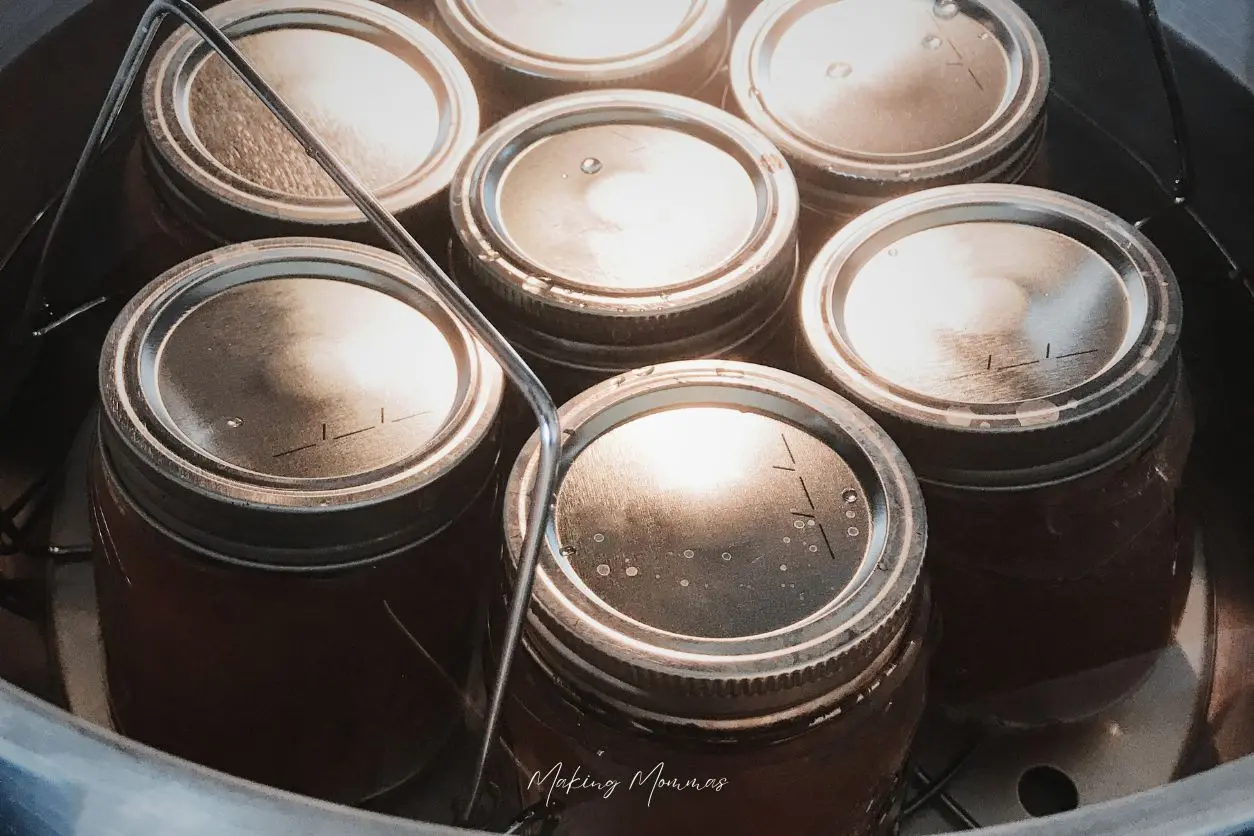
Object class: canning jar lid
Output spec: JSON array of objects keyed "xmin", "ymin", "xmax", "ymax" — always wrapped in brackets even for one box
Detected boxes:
[
  {"xmin": 142, "ymin": 0, "xmax": 480, "ymax": 241},
  {"xmin": 433, "ymin": 0, "xmax": 729, "ymax": 104},
  {"xmin": 98, "ymin": 238, "xmax": 504, "ymax": 570},
  {"xmin": 730, "ymin": 0, "xmax": 1049, "ymax": 210},
  {"xmin": 799, "ymin": 184, "xmax": 1184, "ymax": 489},
  {"xmin": 451, "ymin": 90, "xmax": 799, "ymax": 366},
  {"xmin": 504, "ymin": 360, "xmax": 925, "ymax": 725}
]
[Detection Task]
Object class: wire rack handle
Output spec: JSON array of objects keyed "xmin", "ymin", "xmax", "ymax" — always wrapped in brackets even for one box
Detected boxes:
[{"xmin": 37, "ymin": 0, "xmax": 559, "ymax": 820}]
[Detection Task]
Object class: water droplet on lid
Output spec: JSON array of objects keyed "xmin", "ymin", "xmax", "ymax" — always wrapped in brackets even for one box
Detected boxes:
[
  {"xmin": 580, "ymin": 157, "xmax": 603, "ymax": 175},
  {"xmin": 807, "ymin": 519, "xmax": 816, "ymax": 527},
  {"xmin": 722, "ymin": 552, "xmax": 732, "ymax": 561},
  {"xmin": 793, "ymin": 519, "xmax": 806, "ymax": 529},
  {"xmin": 897, "ymin": 170, "xmax": 914, "ymax": 180},
  {"xmin": 783, "ymin": 537, "xmax": 791, "ymax": 544},
  {"xmin": 593, "ymin": 533, "xmax": 606, "ymax": 543},
  {"xmin": 922, "ymin": 34, "xmax": 943, "ymax": 49},
  {"xmin": 626, "ymin": 566, "xmax": 639, "ymax": 577},
  {"xmin": 825, "ymin": 61, "xmax": 852, "ymax": 79},
  {"xmin": 887, "ymin": 248, "xmax": 899, "ymax": 257},
  {"xmin": 680, "ymin": 579, "xmax": 690, "ymax": 588},
  {"xmin": 655, "ymin": 574, "xmax": 662, "ymax": 580},
  {"xmin": 933, "ymin": 1, "xmax": 959, "ymax": 19},
  {"xmin": 846, "ymin": 510, "xmax": 856, "ymax": 519},
  {"xmin": 225, "ymin": 417, "xmax": 243, "ymax": 428},
  {"xmin": 843, "ymin": 490, "xmax": 859, "ymax": 504},
  {"xmin": 683, "ymin": 549, "xmax": 695, "ymax": 558},
  {"xmin": 809, "ymin": 545, "xmax": 819, "ymax": 553},
  {"xmin": 596, "ymin": 564, "xmax": 610, "ymax": 577},
  {"xmin": 847, "ymin": 527, "xmax": 860, "ymax": 537},
  {"xmin": 780, "ymin": 564, "xmax": 788, "ymax": 572}
]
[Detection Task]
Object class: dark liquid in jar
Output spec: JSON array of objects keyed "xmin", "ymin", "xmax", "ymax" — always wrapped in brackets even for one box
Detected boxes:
[
  {"xmin": 927, "ymin": 384, "xmax": 1195, "ymax": 726},
  {"xmin": 90, "ymin": 440, "xmax": 501, "ymax": 803},
  {"xmin": 494, "ymin": 593, "xmax": 931, "ymax": 836}
]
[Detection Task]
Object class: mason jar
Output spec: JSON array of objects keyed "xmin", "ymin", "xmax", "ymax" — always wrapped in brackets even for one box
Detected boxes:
[
  {"xmin": 729, "ymin": 0, "xmax": 1050, "ymax": 258},
  {"xmin": 90, "ymin": 238, "xmax": 504, "ymax": 802},
  {"xmin": 431, "ymin": 0, "xmax": 732, "ymax": 122},
  {"xmin": 798, "ymin": 184, "xmax": 1194, "ymax": 727},
  {"xmin": 449, "ymin": 89, "xmax": 799, "ymax": 415},
  {"xmin": 496, "ymin": 360, "xmax": 930, "ymax": 836},
  {"xmin": 114, "ymin": 0, "xmax": 479, "ymax": 298}
]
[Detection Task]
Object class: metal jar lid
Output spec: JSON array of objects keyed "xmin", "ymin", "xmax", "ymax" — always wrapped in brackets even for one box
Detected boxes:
[
  {"xmin": 450, "ymin": 90, "xmax": 799, "ymax": 371},
  {"xmin": 799, "ymin": 184, "xmax": 1184, "ymax": 489},
  {"xmin": 729, "ymin": 0, "xmax": 1049, "ymax": 217},
  {"xmin": 433, "ymin": 0, "xmax": 730, "ymax": 111},
  {"xmin": 98, "ymin": 238, "xmax": 504, "ymax": 570},
  {"xmin": 142, "ymin": 0, "xmax": 480, "ymax": 242},
  {"xmin": 503, "ymin": 360, "xmax": 926, "ymax": 726}
]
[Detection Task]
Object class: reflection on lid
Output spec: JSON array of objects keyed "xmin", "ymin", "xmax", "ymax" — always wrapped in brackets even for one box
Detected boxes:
[
  {"xmin": 841, "ymin": 222, "xmax": 1132, "ymax": 404},
  {"xmin": 554, "ymin": 407, "xmax": 869, "ymax": 639},
  {"xmin": 462, "ymin": 0, "xmax": 700, "ymax": 61},
  {"xmin": 187, "ymin": 28, "xmax": 442, "ymax": 198},
  {"xmin": 495, "ymin": 124, "xmax": 759, "ymax": 292},
  {"xmin": 756, "ymin": 0, "xmax": 1011, "ymax": 157},
  {"xmin": 156, "ymin": 277, "xmax": 460, "ymax": 480}
]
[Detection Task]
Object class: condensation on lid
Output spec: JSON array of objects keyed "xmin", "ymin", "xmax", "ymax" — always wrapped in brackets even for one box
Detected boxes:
[
  {"xmin": 493, "ymin": 123, "xmax": 761, "ymax": 293},
  {"xmin": 459, "ymin": 0, "xmax": 704, "ymax": 62},
  {"xmin": 554, "ymin": 406, "xmax": 871, "ymax": 640},
  {"xmin": 841, "ymin": 222, "xmax": 1135, "ymax": 405},
  {"xmin": 504, "ymin": 361, "xmax": 927, "ymax": 719},
  {"xmin": 155, "ymin": 277, "xmax": 462, "ymax": 481}
]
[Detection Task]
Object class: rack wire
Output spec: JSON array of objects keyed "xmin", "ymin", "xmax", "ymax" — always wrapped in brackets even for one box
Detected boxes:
[
  {"xmin": 0, "ymin": 0, "xmax": 1239, "ymax": 831},
  {"xmin": 19, "ymin": 0, "xmax": 563, "ymax": 821}
]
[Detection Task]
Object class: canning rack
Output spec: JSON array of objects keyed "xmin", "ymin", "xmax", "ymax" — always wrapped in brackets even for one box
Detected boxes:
[{"xmin": 0, "ymin": 0, "xmax": 1243, "ymax": 832}]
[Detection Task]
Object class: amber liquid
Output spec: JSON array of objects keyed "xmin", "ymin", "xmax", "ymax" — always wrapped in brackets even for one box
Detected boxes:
[
  {"xmin": 927, "ymin": 392, "xmax": 1196, "ymax": 727},
  {"xmin": 493, "ymin": 596, "xmax": 931, "ymax": 836},
  {"xmin": 90, "ymin": 444, "xmax": 501, "ymax": 803}
]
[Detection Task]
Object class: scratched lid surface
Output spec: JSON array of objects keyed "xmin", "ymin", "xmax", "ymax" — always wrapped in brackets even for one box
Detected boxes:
[
  {"xmin": 98, "ymin": 238, "xmax": 504, "ymax": 570},
  {"xmin": 799, "ymin": 185, "xmax": 1184, "ymax": 489},
  {"xmin": 504, "ymin": 360, "xmax": 926, "ymax": 722}
]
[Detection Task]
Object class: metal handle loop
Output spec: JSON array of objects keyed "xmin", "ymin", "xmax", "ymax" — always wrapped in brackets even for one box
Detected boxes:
[{"xmin": 33, "ymin": 0, "xmax": 560, "ymax": 817}]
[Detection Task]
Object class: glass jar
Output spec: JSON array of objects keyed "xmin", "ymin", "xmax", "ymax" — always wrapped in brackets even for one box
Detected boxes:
[
  {"xmin": 90, "ymin": 238, "xmax": 504, "ymax": 803},
  {"xmin": 729, "ymin": 0, "xmax": 1050, "ymax": 259},
  {"xmin": 497, "ymin": 360, "xmax": 930, "ymax": 836},
  {"xmin": 114, "ymin": 0, "xmax": 479, "ymax": 298},
  {"xmin": 798, "ymin": 184, "xmax": 1193, "ymax": 728},
  {"xmin": 431, "ymin": 0, "xmax": 732, "ymax": 123},
  {"xmin": 449, "ymin": 89, "xmax": 800, "ymax": 413}
]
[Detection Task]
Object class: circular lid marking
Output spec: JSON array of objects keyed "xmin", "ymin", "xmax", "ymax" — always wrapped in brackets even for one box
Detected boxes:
[
  {"xmin": 460, "ymin": 0, "xmax": 701, "ymax": 62},
  {"xmin": 505, "ymin": 361, "xmax": 925, "ymax": 722},
  {"xmin": 145, "ymin": 0, "xmax": 479, "ymax": 232},
  {"xmin": 757, "ymin": 0, "xmax": 1010, "ymax": 157},
  {"xmin": 555, "ymin": 407, "xmax": 869, "ymax": 639},
  {"xmin": 156, "ymin": 277, "xmax": 461, "ymax": 481},
  {"xmin": 100, "ymin": 238, "xmax": 504, "ymax": 568},
  {"xmin": 493, "ymin": 124, "xmax": 760, "ymax": 293},
  {"xmin": 799, "ymin": 186, "xmax": 1183, "ymax": 487},
  {"xmin": 187, "ymin": 28, "xmax": 442, "ymax": 198},
  {"xmin": 453, "ymin": 90, "xmax": 800, "ymax": 352},
  {"xmin": 731, "ymin": 0, "xmax": 1048, "ymax": 191},
  {"xmin": 841, "ymin": 222, "xmax": 1132, "ymax": 405}
]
